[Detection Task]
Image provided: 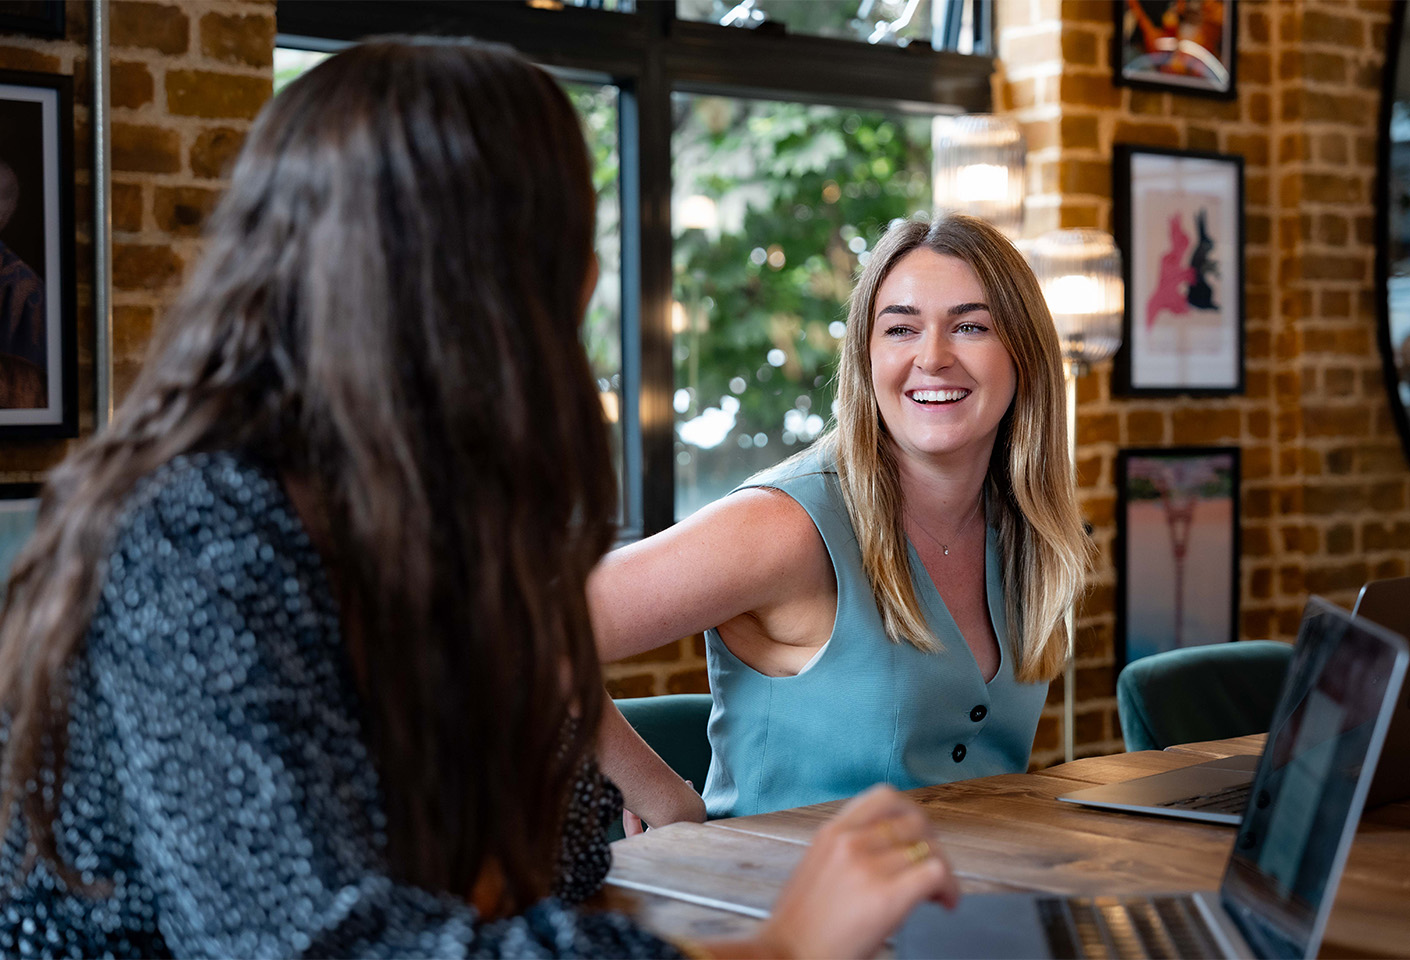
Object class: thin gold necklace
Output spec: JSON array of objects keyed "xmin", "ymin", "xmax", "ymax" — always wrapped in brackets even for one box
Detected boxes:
[{"xmin": 909, "ymin": 493, "xmax": 985, "ymax": 557}]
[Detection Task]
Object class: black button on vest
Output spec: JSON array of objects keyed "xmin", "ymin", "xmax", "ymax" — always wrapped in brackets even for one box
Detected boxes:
[
  {"xmin": 952, "ymin": 743, "xmax": 966, "ymax": 763},
  {"xmin": 970, "ymin": 704, "xmax": 987, "ymax": 722}
]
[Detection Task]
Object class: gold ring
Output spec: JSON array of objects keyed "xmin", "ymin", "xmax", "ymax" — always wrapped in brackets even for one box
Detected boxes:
[{"xmin": 904, "ymin": 839, "xmax": 932, "ymax": 864}]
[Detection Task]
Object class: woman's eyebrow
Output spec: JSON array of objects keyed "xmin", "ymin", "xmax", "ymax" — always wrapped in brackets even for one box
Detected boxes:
[
  {"xmin": 948, "ymin": 301, "xmax": 989, "ymax": 316},
  {"xmin": 876, "ymin": 303, "xmax": 920, "ymax": 317}
]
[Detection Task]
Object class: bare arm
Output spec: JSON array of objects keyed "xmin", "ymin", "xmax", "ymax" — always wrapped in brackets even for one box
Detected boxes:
[
  {"xmin": 590, "ymin": 488, "xmax": 834, "ymax": 828},
  {"xmin": 596, "ymin": 697, "xmax": 707, "ymax": 830},
  {"xmin": 589, "ymin": 487, "xmax": 832, "ymax": 661}
]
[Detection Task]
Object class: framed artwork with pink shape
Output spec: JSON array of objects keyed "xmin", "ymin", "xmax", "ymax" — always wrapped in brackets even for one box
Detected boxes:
[{"xmin": 1113, "ymin": 144, "xmax": 1244, "ymax": 397}]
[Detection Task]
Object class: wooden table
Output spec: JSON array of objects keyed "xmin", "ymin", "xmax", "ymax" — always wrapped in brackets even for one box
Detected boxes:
[{"xmin": 604, "ymin": 737, "xmax": 1410, "ymax": 957}]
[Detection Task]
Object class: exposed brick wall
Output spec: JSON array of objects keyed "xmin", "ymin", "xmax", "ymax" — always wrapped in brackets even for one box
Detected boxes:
[
  {"xmin": 994, "ymin": 0, "xmax": 1406, "ymax": 767},
  {"xmin": 0, "ymin": 0, "xmax": 273, "ymax": 482},
  {"xmin": 6, "ymin": 4, "xmax": 1404, "ymax": 767}
]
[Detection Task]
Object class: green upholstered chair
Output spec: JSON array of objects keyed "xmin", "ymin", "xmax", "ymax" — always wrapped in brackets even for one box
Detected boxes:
[
  {"xmin": 1116, "ymin": 640, "xmax": 1293, "ymax": 752},
  {"xmin": 606, "ymin": 693, "xmax": 712, "ymax": 841}
]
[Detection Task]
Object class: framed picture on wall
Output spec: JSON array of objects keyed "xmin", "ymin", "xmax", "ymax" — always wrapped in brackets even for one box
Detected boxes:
[
  {"xmin": 1113, "ymin": 144, "xmax": 1245, "ymax": 397},
  {"xmin": 0, "ymin": 2, "xmax": 64, "ymax": 39},
  {"xmin": 0, "ymin": 482, "xmax": 40, "ymax": 587},
  {"xmin": 0, "ymin": 68, "xmax": 77, "ymax": 438},
  {"xmin": 1115, "ymin": 446, "xmax": 1240, "ymax": 668},
  {"xmin": 1112, "ymin": 0, "xmax": 1237, "ymax": 100}
]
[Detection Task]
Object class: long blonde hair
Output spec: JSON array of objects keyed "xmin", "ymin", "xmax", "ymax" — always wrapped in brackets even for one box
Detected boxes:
[{"xmin": 829, "ymin": 214, "xmax": 1088, "ymax": 684}]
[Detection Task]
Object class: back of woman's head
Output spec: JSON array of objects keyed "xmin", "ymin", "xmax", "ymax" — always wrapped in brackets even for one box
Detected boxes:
[{"xmin": 0, "ymin": 38, "xmax": 613, "ymax": 910}]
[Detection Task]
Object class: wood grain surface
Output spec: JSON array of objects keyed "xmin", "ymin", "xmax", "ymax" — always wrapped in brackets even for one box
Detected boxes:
[
  {"xmin": 593, "ymin": 885, "xmax": 764, "ymax": 943},
  {"xmin": 605, "ymin": 737, "xmax": 1410, "ymax": 958}
]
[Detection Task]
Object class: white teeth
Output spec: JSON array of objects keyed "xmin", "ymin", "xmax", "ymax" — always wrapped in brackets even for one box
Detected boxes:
[{"xmin": 910, "ymin": 388, "xmax": 969, "ymax": 403}]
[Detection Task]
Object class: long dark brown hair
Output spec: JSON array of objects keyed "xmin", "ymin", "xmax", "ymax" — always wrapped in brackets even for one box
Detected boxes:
[{"xmin": 0, "ymin": 38, "xmax": 613, "ymax": 911}]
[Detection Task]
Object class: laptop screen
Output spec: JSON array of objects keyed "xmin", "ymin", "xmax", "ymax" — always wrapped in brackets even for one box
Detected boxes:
[{"xmin": 1219, "ymin": 598, "xmax": 1407, "ymax": 959}]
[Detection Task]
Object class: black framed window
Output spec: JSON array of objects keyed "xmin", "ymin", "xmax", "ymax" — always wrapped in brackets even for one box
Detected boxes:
[{"xmin": 277, "ymin": 0, "xmax": 994, "ymax": 538}]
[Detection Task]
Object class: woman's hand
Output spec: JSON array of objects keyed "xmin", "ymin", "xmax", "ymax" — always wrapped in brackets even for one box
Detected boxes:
[{"xmin": 705, "ymin": 784, "xmax": 959, "ymax": 959}]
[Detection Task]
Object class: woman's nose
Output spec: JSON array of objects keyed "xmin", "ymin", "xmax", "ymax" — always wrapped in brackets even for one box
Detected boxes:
[{"xmin": 916, "ymin": 335, "xmax": 954, "ymax": 373}]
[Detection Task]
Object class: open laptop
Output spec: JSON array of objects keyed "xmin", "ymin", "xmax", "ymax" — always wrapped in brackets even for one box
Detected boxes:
[
  {"xmin": 1057, "ymin": 582, "xmax": 1410, "ymax": 824},
  {"xmin": 897, "ymin": 597, "xmax": 1408, "ymax": 960}
]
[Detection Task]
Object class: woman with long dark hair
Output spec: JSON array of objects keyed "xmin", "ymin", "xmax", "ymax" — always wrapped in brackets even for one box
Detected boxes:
[{"xmin": 0, "ymin": 38, "xmax": 956, "ymax": 957}]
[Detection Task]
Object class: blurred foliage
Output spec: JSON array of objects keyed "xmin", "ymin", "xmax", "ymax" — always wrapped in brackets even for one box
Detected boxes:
[
  {"xmin": 670, "ymin": 95, "xmax": 932, "ymax": 509},
  {"xmin": 566, "ymin": 83, "xmax": 623, "ymax": 383}
]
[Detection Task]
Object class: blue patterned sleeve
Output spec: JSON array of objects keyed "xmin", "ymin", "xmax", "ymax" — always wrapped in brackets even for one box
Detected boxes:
[{"xmin": 85, "ymin": 456, "xmax": 679, "ymax": 959}]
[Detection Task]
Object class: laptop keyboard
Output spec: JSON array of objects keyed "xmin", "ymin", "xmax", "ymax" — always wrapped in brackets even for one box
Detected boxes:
[
  {"xmin": 1156, "ymin": 782, "xmax": 1251, "ymax": 815},
  {"xmin": 1037, "ymin": 895, "xmax": 1225, "ymax": 959}
]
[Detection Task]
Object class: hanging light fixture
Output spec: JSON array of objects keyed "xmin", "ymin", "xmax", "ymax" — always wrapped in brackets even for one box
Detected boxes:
[
  {"xmin": 1027, "ymin": 228, "xmax": 1124, "ymax": 764},
  {"xmin": 932, "ymin": 114, "xmax": 1026, "ymax": 239},
  {"xmin": 1029, "ymin": 229, "xmax": 1124, "ymax": 376}
]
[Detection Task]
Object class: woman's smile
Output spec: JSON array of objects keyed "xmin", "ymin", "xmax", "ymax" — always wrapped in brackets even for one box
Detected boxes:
[{"xmin": 869, "ymin": 248, "xmax": 1017, "ymax": 466}]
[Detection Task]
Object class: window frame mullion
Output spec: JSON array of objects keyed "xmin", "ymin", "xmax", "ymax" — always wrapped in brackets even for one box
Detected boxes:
[{"xmin": 630, "ymin": 1, "xmax": 678, "ymax": 537}]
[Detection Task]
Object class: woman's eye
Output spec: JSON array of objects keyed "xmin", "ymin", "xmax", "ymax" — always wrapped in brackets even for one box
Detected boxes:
[
  {"xmin": 956, "ymin": 322, "xmax": 988, "ymax": 335},
  {"xmin": 883, "ymin": 324, "xmax": 915, "ymax": 337}
]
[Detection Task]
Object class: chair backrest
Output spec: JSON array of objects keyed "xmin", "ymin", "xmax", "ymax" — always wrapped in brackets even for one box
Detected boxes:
[
  {"xmin": 0, "ymin": 488, "xmax": 40, "ymax": 594},
  {"xmin": 1116, "ymin": 640, "xmax": 1293, "ymax": 752}
]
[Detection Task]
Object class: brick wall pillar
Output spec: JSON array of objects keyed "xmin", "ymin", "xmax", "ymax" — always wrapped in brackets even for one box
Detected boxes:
[{"xmin": 997, "ymin": 0, "xmax": 1405, "ymax": 766}]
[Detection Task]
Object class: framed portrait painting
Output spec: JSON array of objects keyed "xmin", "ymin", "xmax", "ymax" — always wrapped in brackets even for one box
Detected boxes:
[
  {"xmin": 0, "ymin": 69, "xmax": 77, "ymax": 438},
  {"xmin": 1115, "ymin": 446, "xmax": 1240, "ymax": 668},
  {"xmin": 1113, "ymin": 0, "xmax": 1237, "ymax": 100},
  {"xmin": 1113, "ymin": 145, "xmax": 1244, "ymax": 397}
]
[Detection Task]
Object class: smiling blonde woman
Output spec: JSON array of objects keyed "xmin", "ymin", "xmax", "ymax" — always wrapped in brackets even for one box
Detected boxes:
[{"xmin": 593, "ymin": 214, "xmax": 1090, "ymax": 826}]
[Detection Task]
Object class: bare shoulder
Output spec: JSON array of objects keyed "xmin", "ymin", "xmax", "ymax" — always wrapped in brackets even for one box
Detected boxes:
[
  {"xmin": 601, "ymin": 485, "xmax": 827, "ymax": 592},
  {"xmin": 715, "ymin": 484, "xmax": 824, "ymax": 552}
]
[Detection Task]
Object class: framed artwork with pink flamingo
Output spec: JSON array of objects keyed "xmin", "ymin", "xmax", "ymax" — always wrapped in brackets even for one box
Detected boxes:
[
  {"xmin": 1113, "ymin": 144, "xmax": 1244, "ymax": 396},
  {"xmin": 1115, "ymin": 446, "xmax": 1240, "ymax": 667}
]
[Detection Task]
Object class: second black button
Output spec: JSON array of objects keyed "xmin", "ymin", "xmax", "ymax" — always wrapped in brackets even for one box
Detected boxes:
[
  {"xmin": 969, "ymin": 704, "xmax": 987, "ymax": 722},
  {"xmin": 952, "ymin": 743, "xmax": 966, "ymax": 763}
]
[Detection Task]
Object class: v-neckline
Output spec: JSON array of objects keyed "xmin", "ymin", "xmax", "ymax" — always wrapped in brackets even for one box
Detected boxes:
[{"xmin": 905, "ymin": 522, "xmax": 1005, "ymax": 685}]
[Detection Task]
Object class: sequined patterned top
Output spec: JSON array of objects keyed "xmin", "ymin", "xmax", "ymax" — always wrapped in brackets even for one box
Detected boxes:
[{"xmin": 0, "ymin": 452, "xmax": 680, "ymax": 959}]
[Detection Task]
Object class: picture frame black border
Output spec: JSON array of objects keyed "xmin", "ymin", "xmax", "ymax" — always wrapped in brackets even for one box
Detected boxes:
[
  {"xmin": 0, "ymin": 2, "xmax": 65, "ymax": 39},
  {"xmin": 1111, "ymin": 0, "xmax": 1237, "ymax": 101},
  {"xmin": 0, "ymin": 67, "xmax": 78, "ymax": 439},
  {"xmin": 1112, "ymin": 143, "xmax": 1246, "ymax": 398},
  {"xmin": 1114, "ymin": 445, "xmax": 1242, "ymax": 670},
  {"xmin": 1373, "ymin": 1, "xmax": 1410, "ymax": 469},
  {"xmin": 0, "ymin": 482, "xmax": 40, "ymax": 501}
]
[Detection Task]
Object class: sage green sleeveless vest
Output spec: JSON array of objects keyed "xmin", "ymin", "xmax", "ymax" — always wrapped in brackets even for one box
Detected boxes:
[{"xmin": 702, "ymin": 445, "xmax": 1048, "ymax": 819}]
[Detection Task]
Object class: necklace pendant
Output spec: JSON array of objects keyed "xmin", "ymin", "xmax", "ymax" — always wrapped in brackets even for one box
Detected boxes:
[{"xmin": 943, "ymin": 545, "xmax": 949, "ymax": 555}]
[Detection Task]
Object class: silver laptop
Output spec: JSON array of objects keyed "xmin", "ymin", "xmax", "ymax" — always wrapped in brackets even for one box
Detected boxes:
[
  {"xmin": 1057, "ymin": 582, "xmax": 1410, "ymax": 824},
  {"xmin": 897, "ymin": 597, "xmax": 1408, "ymax": 960}
]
